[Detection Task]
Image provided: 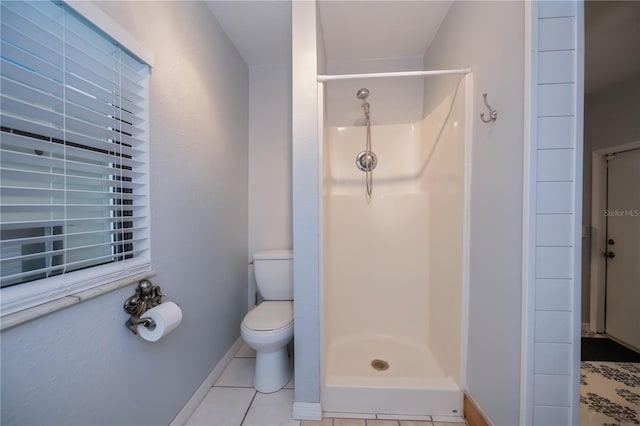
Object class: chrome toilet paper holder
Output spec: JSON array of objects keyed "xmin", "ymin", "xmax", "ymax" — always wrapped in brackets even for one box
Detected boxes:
[{"xmin": 124, "ymin": 279, "xmax": 165, "ymax": 335}]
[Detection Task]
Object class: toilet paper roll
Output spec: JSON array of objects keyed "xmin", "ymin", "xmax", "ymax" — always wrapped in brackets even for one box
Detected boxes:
[{"xmin": 137, "ymin": 302, "xmax": 182, "ymax": 342}]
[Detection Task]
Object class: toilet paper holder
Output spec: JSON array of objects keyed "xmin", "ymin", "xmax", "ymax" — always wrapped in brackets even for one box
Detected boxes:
[{"xmin": 124, "ymin": 279, "xmax": 165, "ymax": 335}]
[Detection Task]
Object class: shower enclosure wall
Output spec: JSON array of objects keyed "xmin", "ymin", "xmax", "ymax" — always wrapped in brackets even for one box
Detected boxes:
[{"xmin": 320, "ymin": 68, "xmax": 471, "ymax": 417}]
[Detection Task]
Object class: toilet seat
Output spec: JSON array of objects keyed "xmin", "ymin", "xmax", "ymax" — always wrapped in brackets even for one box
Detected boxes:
[{"xmin": 243, "ymin": 301, "xmax": 293, "ymax": 331}]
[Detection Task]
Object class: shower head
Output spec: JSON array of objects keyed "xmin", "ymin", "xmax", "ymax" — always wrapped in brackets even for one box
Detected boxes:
[{"xmin": 356, "ymin": 88, "xmax": 370, "ymax": 100}]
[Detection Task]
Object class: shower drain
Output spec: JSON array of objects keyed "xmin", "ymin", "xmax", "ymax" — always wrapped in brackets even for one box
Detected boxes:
[{"xmin": 371, "ymin": 359, "xmax": 389, "ymax": 371}]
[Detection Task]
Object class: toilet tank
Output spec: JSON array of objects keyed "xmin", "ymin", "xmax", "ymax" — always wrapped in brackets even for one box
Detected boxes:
[{"xmin": 253, "ymin": 249, "xmax": 293, "ymax": 301}]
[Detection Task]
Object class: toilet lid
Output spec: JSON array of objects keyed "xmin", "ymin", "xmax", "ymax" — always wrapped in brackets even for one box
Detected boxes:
[{"xmin": 244, "ymin": 301, "xmax": 293, "ymax": 331}]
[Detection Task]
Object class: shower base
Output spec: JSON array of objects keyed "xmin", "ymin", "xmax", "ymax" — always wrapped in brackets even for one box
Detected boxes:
[{"xmin": 323, "ymin": 335, "xmax": 461, "ymax": 417}]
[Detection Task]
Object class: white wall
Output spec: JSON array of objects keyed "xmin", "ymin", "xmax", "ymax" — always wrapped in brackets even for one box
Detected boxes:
[
  {"xmin": 248, "ymin": 64, "xmax": 293, "ymax": 306},
  {"xmin": 421, "ymin": 77, "xmax": 467, "ymax": 383},
  {"xmin": 322, "ymin": 71, "xmax": 467, "ymax": 390},
  {"xmin": 324, "ymin": 123, "xmax": 423, "ymax": 194},
  {"xmin": 0, "ymin": 3, "xmax": 250, "ymax": 425},
  {"xmin": 325, "ymin": 57, "xmax": 424, "ymax": 127},
  {"xmin": 581, "ymin": 72, "xmax": 640, "ymax": 321},
  {"xmin": 292, "ymin": 0, "xmax": 322, "ymax": 408},
  {"xmin": 323, "ymin": 123, "xmax": 430, "ymax": 349},
  {"xmin": 423, "ymin": 2, "xmax": 525, "ymax": 424},
  {"xmin": 249, "ymin": 64, "xmax": 293, "ymax": 256}
]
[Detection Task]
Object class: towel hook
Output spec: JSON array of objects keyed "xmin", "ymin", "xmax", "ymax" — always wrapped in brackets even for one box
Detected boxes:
[{"xmin": 480, "ymin": 93, "xmax": 497, "ymax": 123}]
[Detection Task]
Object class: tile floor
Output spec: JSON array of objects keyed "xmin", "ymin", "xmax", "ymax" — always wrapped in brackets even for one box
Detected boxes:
[
  {"xmin": 186, "ymin": 342, "xmax": 295, "ymax": 426},
  {"xmin": 188, "ymin": 331, "xmax": 640, "ymax": 426},
  {"xmin": 186, "ymin": 341, "xmax": 467, "ymax": 426},
  {"xmin": 300, "ymin": 420, "xmax": 465, "ymax": 426}
]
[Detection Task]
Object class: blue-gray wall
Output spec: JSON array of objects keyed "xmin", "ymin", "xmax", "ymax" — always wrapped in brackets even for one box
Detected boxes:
[
  {"xmin": 1, "ymin": 2, "xmax": 249, "ymax": 424},
  {"xmin": 423, "ymin": 2, "xmax": 525, "ymax": 425}
]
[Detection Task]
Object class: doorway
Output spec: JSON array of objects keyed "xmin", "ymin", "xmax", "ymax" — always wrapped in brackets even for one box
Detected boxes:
[
  {"xmin": 588, "ymin": 142, "xmax": 640, "ymax": 341},
  {"xmin": 603, "ymin": 148, "xmax": 640, "ymax": 351},
  {"xmin": 580, "ymin": 2, "xmax": 640, "ymax": 424}
]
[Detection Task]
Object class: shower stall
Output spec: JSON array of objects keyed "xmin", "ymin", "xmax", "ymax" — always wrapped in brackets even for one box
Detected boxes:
[{"xmin": 319, "ymin": 68, "xmax": 472, "ymax": 417}]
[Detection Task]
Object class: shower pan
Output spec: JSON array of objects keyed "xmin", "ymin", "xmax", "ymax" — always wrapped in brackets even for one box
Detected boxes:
[{"xmin": 319, "ymin": 69, "xmax": 472, "ymax": 417}]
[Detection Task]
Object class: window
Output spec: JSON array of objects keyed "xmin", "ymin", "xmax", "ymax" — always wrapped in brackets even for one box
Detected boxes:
[{"xmin": 1, "ymin": 0, "xmax": 151, "ymax": 315}]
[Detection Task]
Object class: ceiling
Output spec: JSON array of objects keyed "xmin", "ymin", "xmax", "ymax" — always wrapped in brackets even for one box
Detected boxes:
[
  {"xmin": 205, "ymin": 1, "xmax": 640, "ymax": 93},
  {"xmin": 205, "ymin": 1, "xmax": 292, "ymax": 66},
  {"xmin": 318, "ymin": 1, "xmax": 452, "ymax": 62},
  {"xmin": 205, "ymin": 1, "xmax": 451, "ymax": 66}
]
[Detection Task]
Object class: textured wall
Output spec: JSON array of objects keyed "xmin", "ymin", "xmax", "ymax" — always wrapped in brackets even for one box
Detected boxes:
[
  {"xmin": 247, "ymin": 64, "xmax": 293, "ymax": 310},
  {"xmin": 248, "ymin": 65, "xmax": 293, "ymax": 255},
  {"xmin": 423, "ymin": 2, "xmax": 525, "ymax": 425},
  {"xmin": 0, "ymin": 2, "xmax": 249, "ymax": 425}
]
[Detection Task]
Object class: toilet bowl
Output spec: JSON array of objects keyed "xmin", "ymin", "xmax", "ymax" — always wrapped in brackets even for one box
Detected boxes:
[
  {"xmin": 241, "ymin": 250, "xmax": 293, "ymax": 393},
  {"xmin": 241, "ymin": 301, "xmax": 293, "ymax": 393}
]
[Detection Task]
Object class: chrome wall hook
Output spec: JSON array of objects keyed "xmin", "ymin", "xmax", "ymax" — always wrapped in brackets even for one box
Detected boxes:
[
  {"xmin": 124, "ymin": 279, "xmax": 165, "ymax": 335},
  {"xmin": 480, "ymin": 93, "xmax": 497, "ymax": 123}
]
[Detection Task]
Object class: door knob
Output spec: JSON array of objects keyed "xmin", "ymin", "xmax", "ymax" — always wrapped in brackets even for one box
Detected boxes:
[
  {"xmin": 604, "ymin": 251, "xmax": 616, "ymax": 259},
  {"xmin": 608, "ymin": 239, "xmax": 615, "ymax": 245}
]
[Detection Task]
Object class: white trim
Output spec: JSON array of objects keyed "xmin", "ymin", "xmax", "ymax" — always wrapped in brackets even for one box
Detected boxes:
[
  {"xmin": 64, "ymin": 1, "xmax": 154, "ymax": 67},
  {"xmin": 317, "ymin": 81, "xmax": 327, "ymax": 409},
  {"xmin": 0, "ymin": 269, "xmax": 154, "ymax": 331},
  {"xmin": 1, "ymin": 258, "xmax": 152, "ymax": 317},
  {"xmin": 520, "ymin": 2, "xmax": 537, "ymax": 424},
  {"xmin": 0, "ymin": 3, "xmax": 153, "ymax": 319},
  {"xmin": 317, "ymin": 68, "xmax": 471, "ymax": 82},
  {"xmin": 572, "ymin": 5, "xmax": 585, "ymax": 424},
  {"xmin": 590, "ymin": 152, "xmax": 607, "ymax": 332},
  {"xmin": 589, "ymin": 141, "xmax": 640, "ymax": 333},
  {"xmin": 292, "ymin": 402, "xmax": 323, "ymax": 421},
  {"xmin": 459, "ymin": 73, "xmax": 474, "ymax": 391},
  {"xmin": 170, "ymin": 337, "xmax": 244, "ymax": 426}
]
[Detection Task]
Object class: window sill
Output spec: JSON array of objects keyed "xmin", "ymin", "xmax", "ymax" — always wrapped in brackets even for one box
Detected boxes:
[{"xmin": 0, "ymin": 269, "xmax": 155, "ymax": 331}]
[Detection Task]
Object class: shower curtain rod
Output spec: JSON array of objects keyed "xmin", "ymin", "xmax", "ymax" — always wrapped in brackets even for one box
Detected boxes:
[{"xmin": 317, "ymin": 68, "xmax": 471, "ymax": 82}]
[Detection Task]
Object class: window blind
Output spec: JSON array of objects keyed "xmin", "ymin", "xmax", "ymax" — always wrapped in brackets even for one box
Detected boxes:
[{"xmin": 0, "ymin": 1, "xmax": 150, "ymax": 294}]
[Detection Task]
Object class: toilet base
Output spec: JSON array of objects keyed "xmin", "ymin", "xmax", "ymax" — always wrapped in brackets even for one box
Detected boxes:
[{"xmin": 254, "ymin": 347, "xmax": 291, "ymax": 393}]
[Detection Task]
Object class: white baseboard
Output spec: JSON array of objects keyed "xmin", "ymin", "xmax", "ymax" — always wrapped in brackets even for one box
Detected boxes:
[
  {"xmin": 170, "ymin": 337, "xmax": 244, "ymax": 426},
  {"xmin": 292, "ymin": 402, "xmax": 322, "ymax": 421}
]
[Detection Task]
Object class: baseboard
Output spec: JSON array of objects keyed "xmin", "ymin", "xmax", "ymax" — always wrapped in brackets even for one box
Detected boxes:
[
  {"xmin": 292, "ymin": 402, "xmax": 322, "ymax": 421},
  {"xmin": 464, "ymin": 392, "xmax": 492, "ymax": 426},
  {"xmin": 170, "ymin": 337, "xmax": 244, "ymax": 426}
]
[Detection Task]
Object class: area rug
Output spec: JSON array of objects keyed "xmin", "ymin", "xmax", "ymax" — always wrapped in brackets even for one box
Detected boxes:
[{"xmin": 581, "ymin": 361, "xmax": 640, "ymax": 425}]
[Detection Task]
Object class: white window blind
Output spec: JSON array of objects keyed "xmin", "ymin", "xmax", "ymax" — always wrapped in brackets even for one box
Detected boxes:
[{"xmin": 1, "ymin": 0, "xmax": 150, "ymax": 314}]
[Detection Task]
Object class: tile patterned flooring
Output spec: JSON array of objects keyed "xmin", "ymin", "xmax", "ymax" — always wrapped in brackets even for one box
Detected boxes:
[
  {"xmin": 187, "ymin": 334, "xmax": 640, "ymax": 425},
  {"xmin": 186, "ymin": 342, "xmax": 467, "ymax": 426},
  {"xmin": 300, "ymin": 420, "xmax": 466, "ymax": 426},
  {"xmin": 580, "ymin": 328, "xmax": 640, "ymax": 425}
]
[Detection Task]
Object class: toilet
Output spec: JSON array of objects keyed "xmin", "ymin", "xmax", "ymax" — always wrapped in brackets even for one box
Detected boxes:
[{"xmin": 241, "ymin": 249, "xmax": 293, "ymax": 393}]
